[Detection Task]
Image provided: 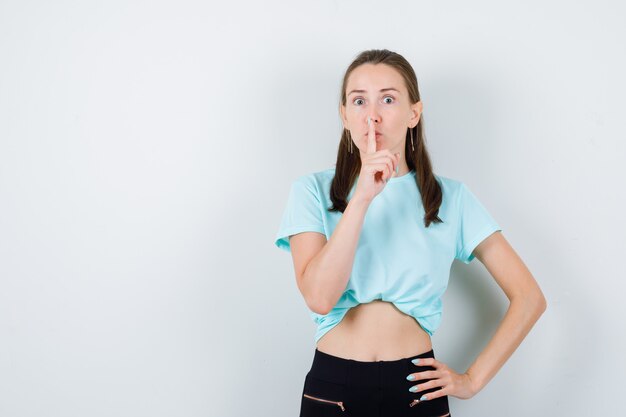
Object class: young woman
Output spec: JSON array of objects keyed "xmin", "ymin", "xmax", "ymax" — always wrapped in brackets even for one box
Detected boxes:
[{"xmin": 274, "ymin": 49, "xmax": 546, "ymax": 417}]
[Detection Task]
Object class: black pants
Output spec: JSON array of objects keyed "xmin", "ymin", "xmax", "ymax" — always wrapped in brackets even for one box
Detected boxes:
[{"xmin": 299, "ymin": 348, "xmax": 452, "ymax": 417}]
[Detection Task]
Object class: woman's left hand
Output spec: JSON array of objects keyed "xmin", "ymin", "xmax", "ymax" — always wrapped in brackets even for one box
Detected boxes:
[{"xmin": 406, "ymin": 357, "xmax": 478, "ymax": 401}]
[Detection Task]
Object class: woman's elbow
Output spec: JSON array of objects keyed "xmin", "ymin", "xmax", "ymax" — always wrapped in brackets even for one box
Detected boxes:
[
  {"xmin": 536, "ymin": 293, "xmax": 547, "ymax": 313},
  {"xmin": 512, "ymin": 290, "xmax": 547, "ymax": 316},
  {"xmin": 524, "ymin": 291, "xmax": 547, "ymax": 316},
  {"xmin": 531, "ymin": 284, "xmax": 548, "ymax": 313}
]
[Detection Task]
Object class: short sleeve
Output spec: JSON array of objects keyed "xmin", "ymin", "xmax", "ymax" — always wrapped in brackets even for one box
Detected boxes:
[
  {"xmin": 455, "ymin": 182, "xmax": 502, "ymax": 264},
  {"xmin": 274, "ymin": 175, "xmax": 326, "ymax": 253}
]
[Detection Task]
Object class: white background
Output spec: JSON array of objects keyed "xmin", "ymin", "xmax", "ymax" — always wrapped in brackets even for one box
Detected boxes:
[{"xmin": 1, "ymin": 1, "xmax": 624, "ymax": 416}]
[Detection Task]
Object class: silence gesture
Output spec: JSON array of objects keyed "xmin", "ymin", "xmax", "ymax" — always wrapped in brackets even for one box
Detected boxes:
[{"xmin": 352, "ymin": 116, "xmax": 400, "ymax": 203}]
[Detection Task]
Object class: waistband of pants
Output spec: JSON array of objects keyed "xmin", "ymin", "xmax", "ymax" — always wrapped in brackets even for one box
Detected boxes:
[{"xmin": 308, "ymin": 348, "xmax": 436, "ymax": 388}]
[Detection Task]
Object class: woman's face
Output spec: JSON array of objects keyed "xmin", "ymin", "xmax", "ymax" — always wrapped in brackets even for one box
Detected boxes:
[{"xmin": 340, "ymin": 63, "xmax": 422, "ymax": 156}]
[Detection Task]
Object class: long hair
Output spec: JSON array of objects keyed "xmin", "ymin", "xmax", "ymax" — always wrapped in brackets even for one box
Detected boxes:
[{"xmin": 329, "ymin": 49, "xmax": 443, "ymax": 227}]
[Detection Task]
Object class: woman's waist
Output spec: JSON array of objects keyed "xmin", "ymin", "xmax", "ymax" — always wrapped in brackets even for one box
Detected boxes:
[{"xmin": 316, "ymin": 300, "xmax": 432, "ymax": 361}]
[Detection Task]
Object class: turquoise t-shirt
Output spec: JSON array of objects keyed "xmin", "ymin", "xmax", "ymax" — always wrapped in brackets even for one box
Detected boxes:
[{"xmin": 274, "ymin": 167, "xmax": 501, "ymax": 344}]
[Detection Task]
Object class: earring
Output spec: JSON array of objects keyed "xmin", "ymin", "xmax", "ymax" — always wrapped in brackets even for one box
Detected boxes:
[{"xmin": 410, "ymin": 126, "xmax": 415, "ymax": 152}]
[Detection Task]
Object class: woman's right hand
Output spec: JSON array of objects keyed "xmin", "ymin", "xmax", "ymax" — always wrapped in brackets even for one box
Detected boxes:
[{"xmin": 352, "ymin": 117, "xmax": 400, "ymax": 203}]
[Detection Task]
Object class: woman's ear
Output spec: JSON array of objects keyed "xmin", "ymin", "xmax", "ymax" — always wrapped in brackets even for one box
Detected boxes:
[{"xmin": 410, "ymin": 100, "xmax": 423, "ymax": 126}]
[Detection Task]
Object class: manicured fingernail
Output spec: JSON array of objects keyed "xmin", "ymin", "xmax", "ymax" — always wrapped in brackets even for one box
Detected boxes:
[
  {"xmin": 409, "ymin": 386, "xmax": 418, "ymax": 392},
  {"xmin": 396, "ymin": 164, "xmax": 399, "ymax": 174},
  {"xmin": 412, "ymin": 359, "xmax": 420, "ymax": 365},
  {"xmin": 406, "ymin": 374, "xmax": 415, "ymax": 381},
  {"xmin": 420, "ymin": 395, "xmax": 428, "ymax": 401},
  {"xmin": 368, "ymin": 117, "xmax": 371, "ymax": 126}
]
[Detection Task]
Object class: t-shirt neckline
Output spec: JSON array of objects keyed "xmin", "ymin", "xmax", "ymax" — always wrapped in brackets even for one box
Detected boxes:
[
  {"xmin": 338, "ymin": 167, "xmax": 416, "ymax": 185},
  {"xmin": 388, "ymin": 169, "xmax": 416, "ymax": 183}
]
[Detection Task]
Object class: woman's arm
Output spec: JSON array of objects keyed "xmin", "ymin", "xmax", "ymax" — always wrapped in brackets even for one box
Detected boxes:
[
  {"xmin": 290, "ymin": 195, "xmax": 372, "ymax": 315},
  {"xmin": 464, "ymin": 231, "xmax": 547, "ymax": 393}
]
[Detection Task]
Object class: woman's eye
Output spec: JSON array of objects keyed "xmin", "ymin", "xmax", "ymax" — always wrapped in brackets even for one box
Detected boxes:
[
  {"xmin": 383, "ymin": 96, "xmax": 394, "ymax": 104},
  {"xmin": 353, "ymin": 98, "xmax": 365, "ymax": 105}
]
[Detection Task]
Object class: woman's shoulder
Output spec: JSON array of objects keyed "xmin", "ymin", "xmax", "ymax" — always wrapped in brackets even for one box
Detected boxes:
[{"xmin": 433, "ymin": 173, "xmax": 467, "ymax": 205}]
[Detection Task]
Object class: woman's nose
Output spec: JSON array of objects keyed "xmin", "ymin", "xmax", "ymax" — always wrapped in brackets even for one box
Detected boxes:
[{"xmin": 367, "ymin": 116, "xmax": 380, "ymax": 125}]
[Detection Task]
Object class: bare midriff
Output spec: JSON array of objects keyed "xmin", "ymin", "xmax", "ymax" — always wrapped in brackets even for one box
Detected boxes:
[{"xmin": 315, "ymin": 299, "xmax": 432, "ymax": 362}]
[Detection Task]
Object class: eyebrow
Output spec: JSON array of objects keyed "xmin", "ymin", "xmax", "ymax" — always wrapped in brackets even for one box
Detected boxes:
[{"xmin": 347, "ymin": 87, "xmax": 400, "ymax": 96}]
